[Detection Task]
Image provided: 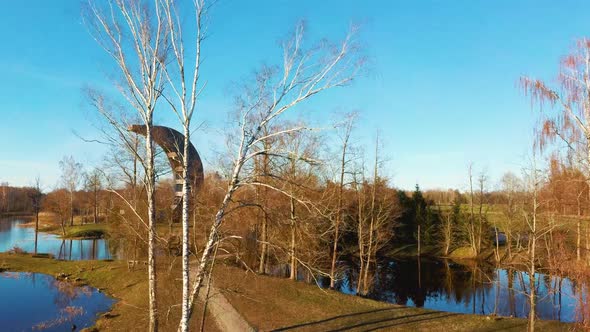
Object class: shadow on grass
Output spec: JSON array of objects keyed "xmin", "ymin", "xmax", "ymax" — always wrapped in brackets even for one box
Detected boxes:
[{"xmin": 272, "ymin": 308, "xmax": 460, "ymax": 332}]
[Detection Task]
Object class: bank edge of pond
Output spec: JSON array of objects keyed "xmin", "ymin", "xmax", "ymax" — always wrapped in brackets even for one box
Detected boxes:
[
  {"xmin": 0, "ymin": 252, "xmax": 575, "ymax": 332},
  {"xmin": 0, "ymin": 253, "xmax": 222, "ymax": 332},
  {"xmin": 0, "ymin": 253, "xmax": 132, "ymax": 331},
  {"xmin": 10, "ymin": 214, "xmax": 110, "ymax": 240},
  {"xmin": 213, "ymin": 264, "xmax": 574, "ymax": 331},
  {"xmin": 37, "ymin": 223, "xmax": 110, "ymax": 240}
]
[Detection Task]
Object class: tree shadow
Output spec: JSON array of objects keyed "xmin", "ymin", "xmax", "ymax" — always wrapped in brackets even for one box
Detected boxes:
[{"xmin": 272, "ymin": 308, "xmax": 459, "ymax": 332}]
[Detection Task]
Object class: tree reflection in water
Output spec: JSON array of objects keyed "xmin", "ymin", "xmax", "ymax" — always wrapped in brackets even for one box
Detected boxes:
[
  {"xmin": 0, "ymin": 272, "xmax": 114, "ymax": 331},
  {"xmin": 323, "ymin": 258, "xmax": 587, "ymax": 323}
]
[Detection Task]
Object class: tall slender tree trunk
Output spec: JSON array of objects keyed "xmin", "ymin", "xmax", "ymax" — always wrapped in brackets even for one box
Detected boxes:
[
  {"xmin": 146, "ymin": 123, "xmax": 159, "ymax": 332},
  {"xmin": 258, "ymin": 148, "xmax": 270, "ymax": 275},
  {"xmin": 259, "ymin": 213, "xmax": 268, "ymax": 274},
  {"xmin": 34, "ymin": 211, "xmax": 39, "ymax": 254},
  {"xmin": 529, "ymin": 236, "xmax": 536, "ymax": 332},
  {"xmin": 417, "ymin": 224, "xmax": 421, "ymax": 256},
  {"xmin": 330, "ymin": 151, "xmax": 346, "ymax": 289},
  {"xmin": 70, "ymin": 191, "xmax": 74, "ymax": 226},
  {"xmin": 330, "ymin": 117, "xmax": 353, "ymax": 289},
  {"xmin": 289, "ymin": 196, "xmax": 297, "ymax": 281},
  {"xmin": 506, "ymin": 231, "xmax": 512, "ymax": 259},
  {"xmin": 356, "ymin": 182, "xmax": 364, "ymax": 295},
  {"xmin": 180, "ymin": 124, "xmax": 191, "ymax": 332},
  {"xmin": 577, "ymin": 197, "xmax": 582, "ymax": 261},
  {"xmin": 528, "ymin": 163, "xmax": 539, "ymax": 332},
  {"xmin": 363, "ymin": 222, "xmax": 374, "ymax": 295},
  {"xmin": 363, "ymin": 139, "xmax": 379, "ymax": 295},
  {"xmin": 494, "ymin": 227, "xmax": 500, "ymax": 262},
  {"xmin": 94, "ymin": 188, "xmax": 98, "ymax": 224},
  {"xmin": 468, "ymin": 166, "xmax": 476, "ymax": 255},
  {"xmin": 330, "ymin": 212, "xmax": 340, "ymax": 289}
]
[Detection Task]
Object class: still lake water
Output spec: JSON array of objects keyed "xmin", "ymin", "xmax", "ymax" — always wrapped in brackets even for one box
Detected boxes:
[
  {"xmin": 0, "ymin": 272, "xmax": 115, "ymax": 331},
  {"xmin": 0, "ymin": 217, "xmax": 113, "ymax": 260},
  {"xmin": 328, "ymin": 258, "xmax": 586, "ymax": 323},
  {"xmin": 272, "ymin": 258, "xmax": 587, "ymax": 323}
]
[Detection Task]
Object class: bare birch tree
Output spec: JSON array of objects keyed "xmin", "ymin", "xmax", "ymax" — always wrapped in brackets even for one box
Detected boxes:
[
  {"xmin": 185, "ymin": 22, "xmax": 363, "ymax": 323},
  {"xmin": 84, "ymin": 1, "xmax": 168, "ymax": 330},
  {"xmin": 521, "ymin": 154, "xmax": 544, "ymax": 332},
  {"xmin": 152, "ymin": 1, "xmax": 207, "ymax": 330}
]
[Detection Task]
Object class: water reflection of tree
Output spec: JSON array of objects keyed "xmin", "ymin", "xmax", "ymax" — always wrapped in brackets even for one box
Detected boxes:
[
  {"xmin": 344, "ymin": 259, "xmax": 496, "ymax": 309},
  {"xmin": 0, "ymin": 273, "xmax": 90, "ymax": 331},
  {"xmin": 332, "ymin": 257, "xmax": 586, "ymax": 323},
  {"xmin": 47, "ymin": 278, "xmax": 91, "ymax": 310}
]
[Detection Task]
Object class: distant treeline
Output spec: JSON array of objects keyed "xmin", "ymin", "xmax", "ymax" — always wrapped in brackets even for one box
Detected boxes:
[{"xmin": 0, "ymin": 184, "xmax": 39, "ymax": 215}]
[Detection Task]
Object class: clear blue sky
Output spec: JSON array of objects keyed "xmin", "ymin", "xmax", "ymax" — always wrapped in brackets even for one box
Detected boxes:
[{"xmin": 1, "ymin": 0, "xmax": 589, "ymax": 191}]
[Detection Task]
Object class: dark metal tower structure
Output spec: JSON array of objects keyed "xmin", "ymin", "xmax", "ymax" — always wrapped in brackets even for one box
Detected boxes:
[{"xmin": 128, "ymin": 125, "xmax": 204, "ymax": 222}]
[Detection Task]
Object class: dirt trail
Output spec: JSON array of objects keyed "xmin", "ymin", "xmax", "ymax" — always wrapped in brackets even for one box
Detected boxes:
[{"xmin": 191, "ymin": 262, "xmax": 255, "ymax": 331}]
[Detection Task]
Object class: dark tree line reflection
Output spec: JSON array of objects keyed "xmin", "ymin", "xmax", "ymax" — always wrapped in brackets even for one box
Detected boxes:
[{"xmin": 305, "ymin": 258, "xmax": 586, "ymax": 323}]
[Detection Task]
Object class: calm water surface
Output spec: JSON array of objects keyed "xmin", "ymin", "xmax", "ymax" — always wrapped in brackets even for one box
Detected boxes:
[
  {"xmin": 0, "ymin": 217, "xmax": 113, "ymax": 260},
  {"xmin": 272, "ymin": 258, "xmax": 586, "ymax": 322},
  {"xmin": 329, "ymin": 258, "xmax": 586, "ymax": 323},
  {"xmin": 0, "ymin": 272, "xmax": 115, "ymax": 331}
]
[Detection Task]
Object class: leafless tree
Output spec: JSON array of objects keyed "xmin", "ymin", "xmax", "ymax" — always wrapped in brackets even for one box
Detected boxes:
[
  {"xmin": 44, "ymin": 189, "xmax": 71, "ymax": 237},
  {"xmin": 438, "ymin": 204, "xmax": 453, "ymax": 257},
  {"xmin": 185, "ymin": 21, "xmax": 363, "ymax": 324},
  {"xmin": 521, "ymin": 155, "xmax": 545, "ymax": 332},
  {"xmin": 59, "ymin": 156, "xmax": 83, "ymax": 227},
  {"xmin": 359, "ymin": 136, "xmax": 397, "ymax": 295},
  {"xmin": 467, "ymin": 163, "xmax": 477, "ymax": 255},
  {"xmin": 275, "ymin": 122, "xmax": 321, "ymax": 280},
  {"xmin": 329, "ymin": 113, "xmax": 356, "ymax": 289},
  {"xmin": 85, "ymin": 168, "xmax": 103, "ymax": 224},
  {"xmin": 500, "ymin": 171, "xmax": 522, "ymax": 260},
  {"xmin": 29, "ymin": 176, "xmax": 43, "ymax": 254},
  {"xmin": 84, "ymin": 1, "xmax": 168, "ymax": 330},
  {"xmin": 521, "ymin": 39, "xmax": 590, "ymax": 265},
  {"xmin": 151, "ymin": 1, "xmax": 208, "ymax": 330}
]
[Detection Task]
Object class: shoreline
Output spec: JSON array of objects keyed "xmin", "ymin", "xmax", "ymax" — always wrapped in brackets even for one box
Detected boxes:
[{"xmin": 0, "ymin": 253, "xmax": 575, "ymax": 331}]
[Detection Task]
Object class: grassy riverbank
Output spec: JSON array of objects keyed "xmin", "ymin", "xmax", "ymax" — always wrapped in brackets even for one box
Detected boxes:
[
  {"xmin": 0, "ymin": 253, "xmax": 219, "ymax": 332},
  {"xmin": 0, "ymin": 252, "xmax": 576, "ymax": 331},
  {"xmin": 42, "ymin": 223, "xmax": 110, "ymax": 239},
  {"xmin": 10, "ymin": 213, "xmax": 110, "ymax": 239}
]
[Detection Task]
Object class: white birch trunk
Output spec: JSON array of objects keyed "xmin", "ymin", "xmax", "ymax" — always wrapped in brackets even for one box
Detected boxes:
[
  {"xmin": 146, "ymin": 123, "xmax": 159, "ymax": 332},
  {"xmin": 180, "ymin": 125, "xmax": 191, "ymax": 332}
]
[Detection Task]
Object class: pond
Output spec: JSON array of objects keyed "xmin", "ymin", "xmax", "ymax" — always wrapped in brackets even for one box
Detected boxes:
[
  {"xmin": 326, "ymin": 258, "xmax": 586, "ymax": 323},
  {"xmin": 0, "ymin": 272, "xmax": 115, "ymax": 331},
  {"xmin": 0, "ymin": 217, "xmax": 114, "ymax": 260}
]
